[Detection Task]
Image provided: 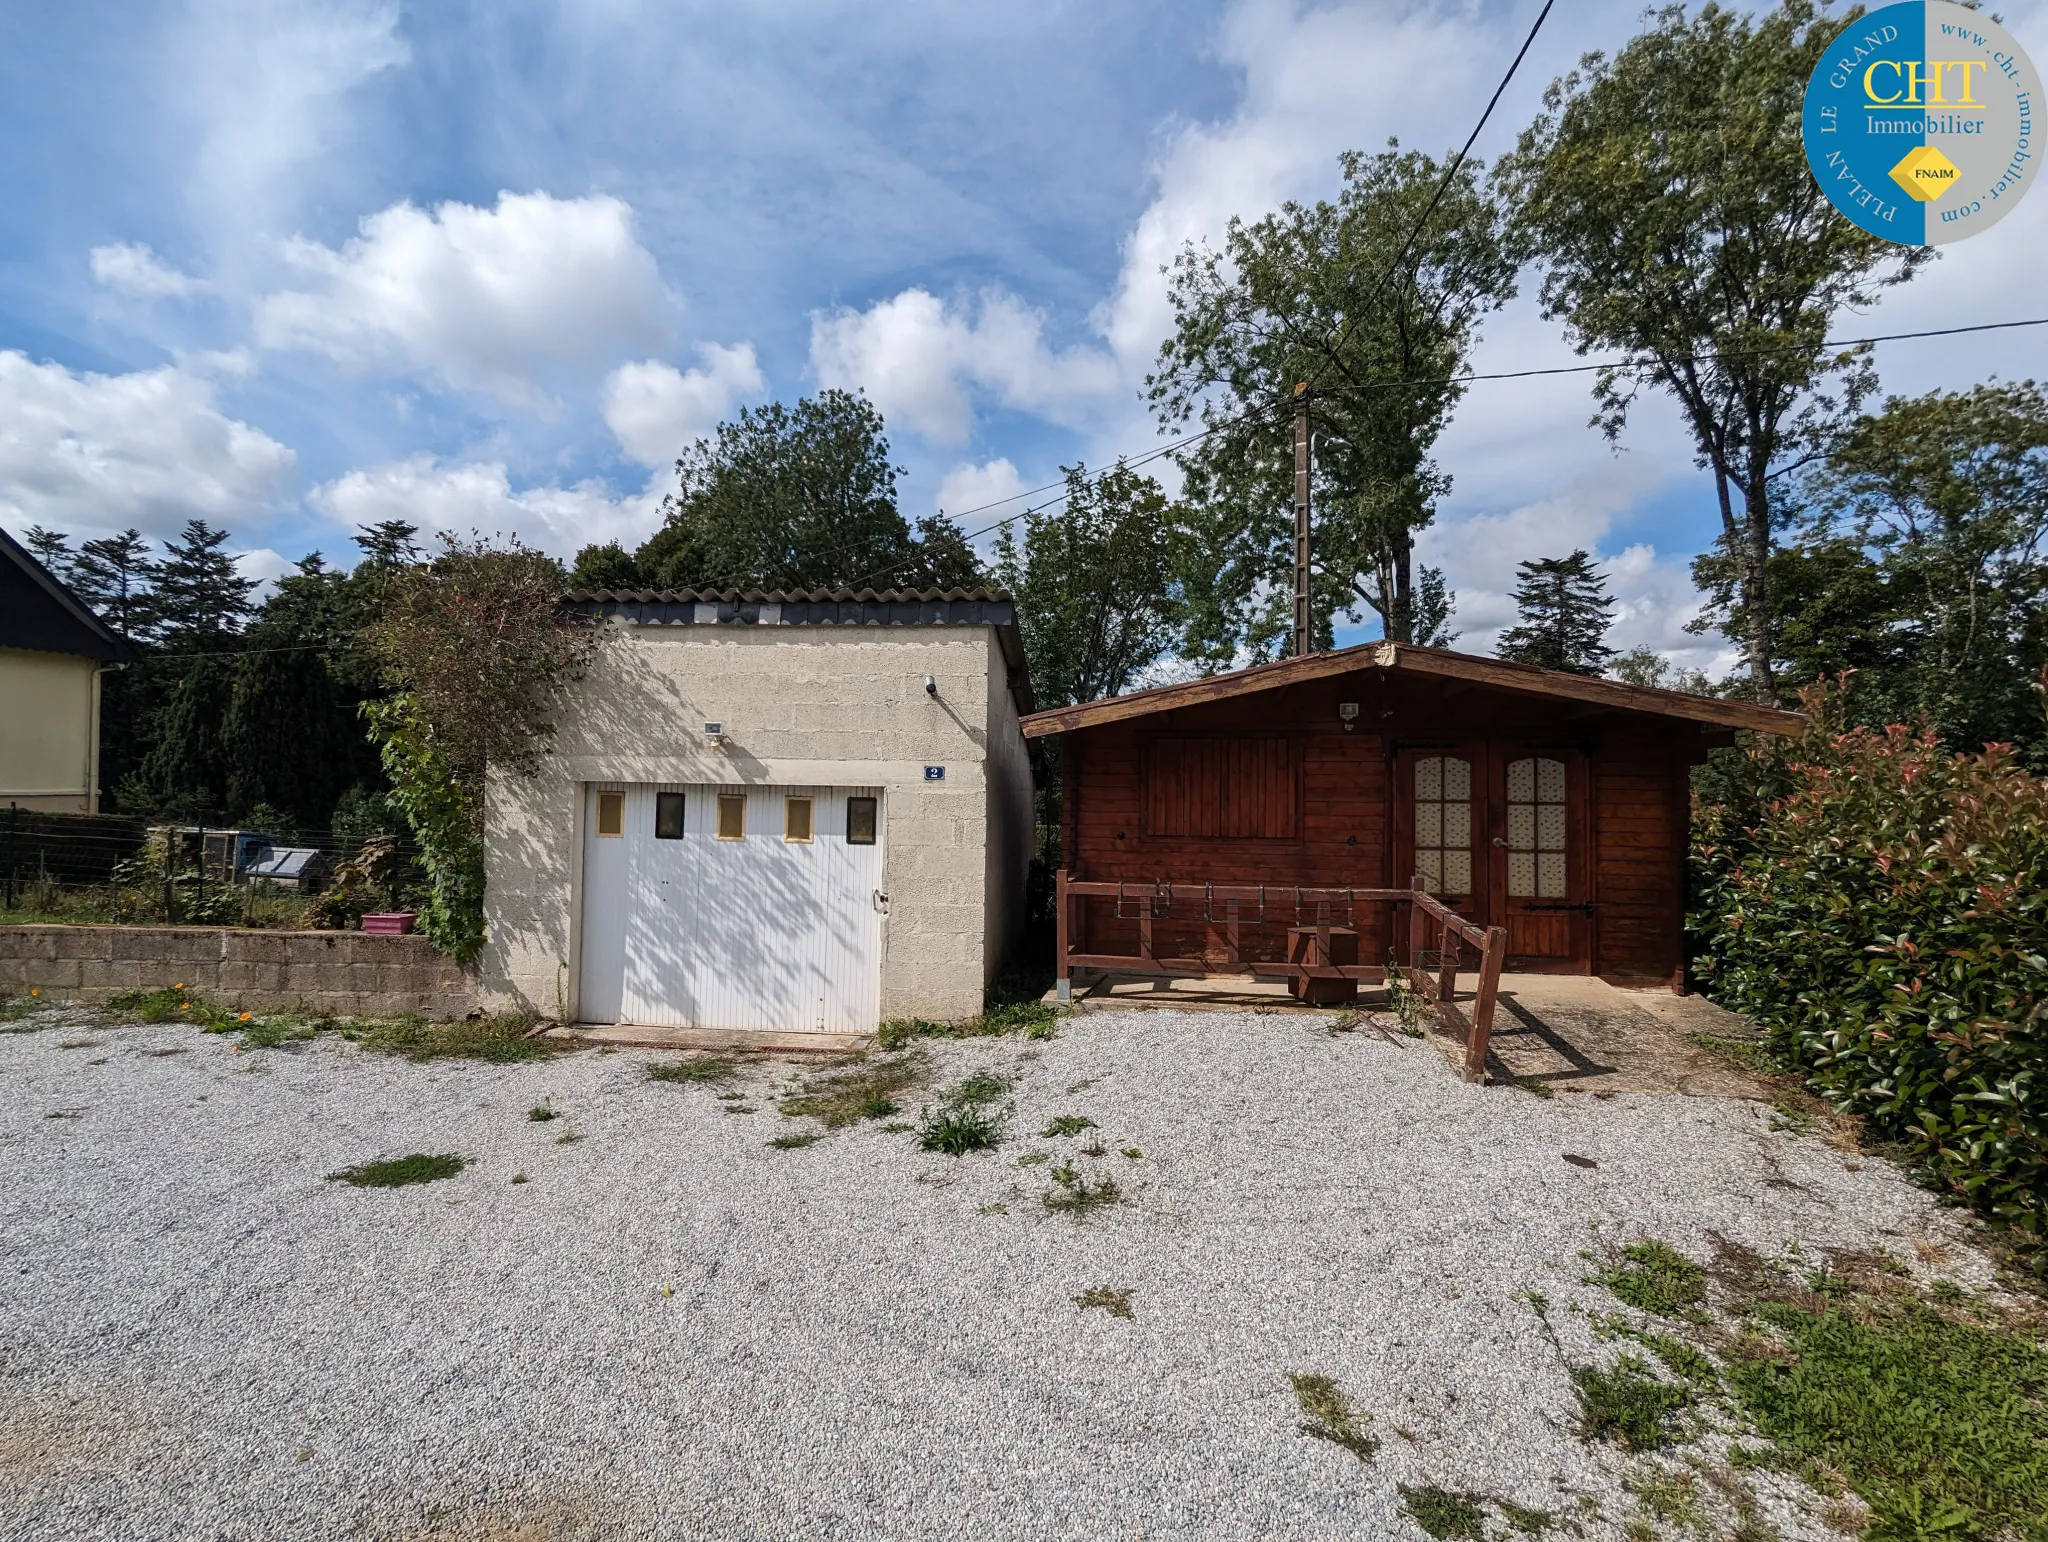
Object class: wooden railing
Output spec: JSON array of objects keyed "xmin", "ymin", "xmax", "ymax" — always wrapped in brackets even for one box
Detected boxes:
[{"xmin": 1055, "ymin": 872, "xmax": 1506, "ymax": 1084}]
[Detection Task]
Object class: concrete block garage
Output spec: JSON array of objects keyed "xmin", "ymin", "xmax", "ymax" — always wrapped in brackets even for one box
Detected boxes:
[{"xmin": 478, "ymin": 587, "xmax": 1035, "ymax": 1034}]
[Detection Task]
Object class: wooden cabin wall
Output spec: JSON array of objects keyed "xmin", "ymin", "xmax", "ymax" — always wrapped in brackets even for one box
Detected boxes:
[
  {"xmin": 1060, "ymin": 670, "xmax": 1698, "ymax": 981},
  {"xmin": 1592, "ymin": 733, "xmax": 1685, "ymax": 983}
]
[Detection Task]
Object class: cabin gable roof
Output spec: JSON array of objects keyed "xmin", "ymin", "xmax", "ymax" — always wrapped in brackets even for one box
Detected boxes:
[{"xmin": 1019, "ymin": 642, "xmax": 1804, "ymax": 739}]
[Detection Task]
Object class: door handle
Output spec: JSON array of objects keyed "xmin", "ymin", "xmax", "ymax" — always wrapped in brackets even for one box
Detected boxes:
[
  {"xmin": 1492, "ymin": 837, "xmax": 1508, "ymax": 848},
  {"xmin": 874, "ymin": 889, "xmax": 890, "ymax": 912}
]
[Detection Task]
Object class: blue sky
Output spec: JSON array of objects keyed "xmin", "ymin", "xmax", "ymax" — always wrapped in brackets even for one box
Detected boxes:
[{"xmin": 3, "ymin": 0, "xmax": 2044, "ymax": 671}]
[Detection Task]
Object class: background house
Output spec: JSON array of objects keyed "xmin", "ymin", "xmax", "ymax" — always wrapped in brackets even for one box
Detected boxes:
[
  {"xmin": 0, "ymin": 527, "xmax": 133, "ymax": 814},
  {"xmin": 1025, "ymin": 642, "xmax": 1803, "ymax": 992},
  {"xmin": 480, "ymin": 587, "xmax": 1035, "ymax": 1034}
]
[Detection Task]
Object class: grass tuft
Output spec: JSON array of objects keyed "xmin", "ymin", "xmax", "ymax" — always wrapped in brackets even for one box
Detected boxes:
[
  {"xmin": 1725, "ymin": 1297, "xmax": 2048, "ymax": 1542},
  {"xmin": 917, "ymin": 1099, "xmax": 1006, "ymax": 1155},
  {"xmin": 1594, "ymin": 1239, "xmax": 1708, "ymax": 1321},
  {"xmin": 875, "ymin": 974, "xmax": 1065, "ymax": 1048},
  {"xmin": 327, "ymin": 1152, "xmax": 466, "ymax": 1188},
  {"xmin": 353, "ymin": 1012, "xmax": 552, "ymax": 1064},
  {"xmin": 1042, "ymin": 1161, "xmax": 1120, "ymax": 1215},
  {"xmin": 527, "ymin": 1104, "xmax": 559, "ymax": 1122},
  {"xmin": 1572, "ymin": 1355, "xmax": 1693, "ymax": 1450},
  {"xmin": 782, "ymin": 1052, "xmax": 927, "ymax": 1129},
  {"xmin": 768, "ymin": 1131, "xmax": 821, "ymax": 1149},
  {"xmin": 1399, "ymin": 1484, "xmax": 1486, "ymax": 1541},
  {"xmin": 647, "ymin": 1056, "xmax": 736, "ymax": 1084},
  {"xmin": 1289, "ymin": 1372, "xmax": 1377, "ymax": 1462},
  {"xmin": 1074, "ymin": 1286, "xmax": 1133, "ymax": 1319},
  {"xmin": 1495, "ymin": 1498, "xmax": 1555, "ymax": 1536},
  {"xmin": 1040, "ymin": 1113, "xmax": 1096, "ymax": 1138}
]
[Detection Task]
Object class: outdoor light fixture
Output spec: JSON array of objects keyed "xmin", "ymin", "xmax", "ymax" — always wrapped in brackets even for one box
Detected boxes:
[
  {"xmin": 924, "ymin": 674, "xmax": 938, "ymax": 698},
  {"xmin": 1338, "ymin": 702, "xmax": 1360, "ymax": 731},
  {"xmin": 703, "ymin": 721, "xmax": 726, "ymax": 744}
]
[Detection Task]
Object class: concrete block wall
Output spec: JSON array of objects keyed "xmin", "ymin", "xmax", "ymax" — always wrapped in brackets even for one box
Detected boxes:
[{"xmin": 0, "ymin": 926, "xmax": 473, "ymax": 1018}]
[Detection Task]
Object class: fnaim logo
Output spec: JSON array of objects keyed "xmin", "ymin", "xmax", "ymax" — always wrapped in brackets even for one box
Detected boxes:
[{"xmin": 1803, "ymin": 0, "xmax": 2040, "ymax": 245}]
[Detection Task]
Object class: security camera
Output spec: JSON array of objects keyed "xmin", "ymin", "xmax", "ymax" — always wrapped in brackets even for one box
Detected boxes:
[{"xmin": 924, "ymin": 675, "xmax": 938, "ymax": 698}]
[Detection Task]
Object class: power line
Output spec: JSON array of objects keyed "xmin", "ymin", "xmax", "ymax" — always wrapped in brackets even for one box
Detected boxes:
[
  {"xmin": 1306, "ymin": 0, "xmax": 1558, "ymax": 393},
  {"xmin": 1318, "ymin": 317, "xmax": 2048, "ymax": 400}
]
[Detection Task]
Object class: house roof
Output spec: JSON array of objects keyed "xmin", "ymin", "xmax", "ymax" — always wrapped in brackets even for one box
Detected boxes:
[
  {"xmin": 563, "ymin": 585, "xmax": 1035, "ymax": 714},
  {"xmin": 1018, "ymin": 641, "xmax": 1806, "ymax": 739},
  {"xmin": 0, "ymin": 526, "xmax": 135, "ymax": 662}
]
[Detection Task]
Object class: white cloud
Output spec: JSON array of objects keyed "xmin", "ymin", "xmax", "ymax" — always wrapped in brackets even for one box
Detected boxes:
[
  {"xmin": 309, "ymin": 455, "xmax": 662, "ymax": 560},
  {"xmin": 810, "ymin": 287, "xmax": 1119, "ymax": 445},
  {"xmin": 90, "ymin": 243, "xmax": 204, "ymax": 300},
  {"xmin": 601, "ymin": 344, "xmax": 766, "ymax": 467},
  {"xmin": 934, "ymin": 457, "xmax": 1028, "ymax": 522},
  {"xmin": 176, "ymin": 0, "xmax": 409, "ymax": 232},
  {"xmin": 255, "ymin": 191, "xmax": 675, "ymax": 408},
  {"xmin": 0, "ymin": 351, "xmax": 296, "ymax": 542}
]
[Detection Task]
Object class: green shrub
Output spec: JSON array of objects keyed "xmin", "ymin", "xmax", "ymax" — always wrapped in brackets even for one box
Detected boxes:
[
  {"xmin": 1693, "ymin": 683, "xmax": 2048, "ymax": 1257},
  {"xmin": 917, "ymin": 1098, "xmax": 1006, "ymax": 1155}
]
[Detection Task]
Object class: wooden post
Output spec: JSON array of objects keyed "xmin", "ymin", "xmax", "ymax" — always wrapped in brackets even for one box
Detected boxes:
[
  {"xmin": 1464, "ymin": 924, "xmax": 1508, "ymax": 1083},
  {"xmin": 1407, "ymin": 875, "xmax": 1427, "ymax": 993},
  {"xmin": 1436, "ymin": 914, "xmax": 1458, "ymax": 1005},
  {"xmin": 1055, "ymin": 868, "xmax": 1072, "ymax": 1002},
  {"xmin": 1292, "ymin": 383, "xmax": 1312, "ymax": 658}
]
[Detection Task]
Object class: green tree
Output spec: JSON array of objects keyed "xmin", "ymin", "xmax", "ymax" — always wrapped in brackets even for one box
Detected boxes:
[
  {"xmin": 1609, "ymin": 645, "xmax": 1712, "ymax": 695},
  {"xmin": 567, "ymin": 541, "xmax": 645, "ymax": 591},
  {"xmin": 1496, "ymin": 550, "xmax": 1616, "ymax": 674},
  {"xmin": 1699, "ymin": 381, "xmax": 2048, "ymax": 751},
  {"xmin": 223, "ymin": 553, "xmax": 387, "ymax": 828},
  {"xmin": 1149, "ymin": 143, "xmax": 1515, "ymax": 662},
  {"xmin": 71, "ymin": 529, "xmax": 156, "ymax": 641},
  {"xmin": 22, "ymin": 525, "xmax": 73, "ymax": 581},
  {"xmin": 613, "ymin": 391, "xmax": 982, "ymax": 592},
  {"xmin": 992, "ymin": 462, "xmax": 1176, "ymax": 710},
  {"xmin": 146, "ymin": 519, "xmax": 255, "ymax": 646},
  {"xmin": 1498, "ymin": 0, "xmax": 1929, "ymax": 705},
  {"xmin": 365, "ymin": 535, "xmax": 596, "ymax": 958}
]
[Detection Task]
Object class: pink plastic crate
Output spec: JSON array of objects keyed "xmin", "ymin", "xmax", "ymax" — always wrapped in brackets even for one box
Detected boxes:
[{"xmin": 360, "ymin": 912, "xmax": 418, "ymax": 936}]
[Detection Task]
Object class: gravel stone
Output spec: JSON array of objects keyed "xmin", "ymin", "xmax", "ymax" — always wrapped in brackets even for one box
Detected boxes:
[{"xmin": 0, "ymin": 1006, "xmax": 1987, "ymax": 1541}]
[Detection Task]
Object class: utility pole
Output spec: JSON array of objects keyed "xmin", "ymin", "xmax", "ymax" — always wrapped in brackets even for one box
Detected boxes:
[{"xmin": 1292, "ymin": 382, "xmax": 1312, "ymax": 658}]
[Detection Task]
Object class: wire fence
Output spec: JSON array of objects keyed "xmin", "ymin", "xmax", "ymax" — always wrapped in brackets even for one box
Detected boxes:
[{"xmin": 0, "ymin": 804, "xmax": 427, "ymax": 930}]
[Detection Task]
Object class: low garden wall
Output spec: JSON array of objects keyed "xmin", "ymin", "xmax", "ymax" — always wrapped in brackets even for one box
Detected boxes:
[{"xmin": 0, "ymin": 925, "xmax": 474, "ymax": 1019}]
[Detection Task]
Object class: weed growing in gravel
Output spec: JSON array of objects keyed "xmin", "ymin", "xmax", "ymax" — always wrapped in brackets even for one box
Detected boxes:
[
  {"xmin": 950, "ymin": 1070, "xmax": 1014, "ymax": 1105},
  {"xmin": 1517, "ymin": 1077, "xmax": 1556, "ymax": 1100},
  {"xmin": 527, "ymin": 1104, "xmax": 559, "ymax": 1122},
  {"xmin": 1288, "ymin": 1373, "xmax": 1377, "ymax": 1462},
  {"xmin": 1593, "ymin": 1240, "xmax": 1708, "ymax": 1321},
  {"xmin": 1065, "ymin": 1077, "xmax": 1100, "ymax": 1094},
  {"xmin": 354, "ymin": 1012, "xmax": 552, "ymax": 1064},
  {"xmin": 1384, "ymin": 961, "xmax": 1431, "ymax": 1037},
  {"xmin": 1724, "ymin": 1295, "xmax": 2048, "ymax": 1540},
  {"xmin": 1325, "ymin": 1009, "xmax": 1362, "ymax": 1035},
  {"xmin": 555, "ymin": 1131, "xmax": 583, "ymax": 1145},
  {"xmin": 1121, "ymin": 1147, "xmax": 1142, "ymax": 1159},
  {"xmin": 880, "ymin": 1121, "xmax": 913, "ymax": 1133},
  {"xmin": 327, "ymin": 1153, "xmax": 467, "ymax": 1188},
  {"xmin": 1043, "ymin": 1162, "xmax": 1120, "ymax": 1215},
  {"xmin": 781, "ymin": 1053, "xmax": 927, "ymax": 1129},
  {"xmin": 510, "ymin": 1172, "xmax": 529, "ymax": 1184},
  {"xmin": 917, "ymin": 1098, "xmax": 1007, "ymax": 1155},
  {"xmin": 1623, "ymin": 1466, "xmax": 1702, "ymax": 1530},
  {"xmin": 1040, "ymin": 1113, "xmax": 1095, "ymax": 1137},
  {"xmin": 978, "ymin": 1202, "xmax": 1007, "ymax": 1215},
  {"xmin": 768, "ymin": 1132, "xmax": 820, "ymax": 1149},
  {"xmin": 875, "ymin": 975, "xmax": 1065, "ymax": 1048},
  {"xmin": 1572, "ymin": 1355, "xmax": 1692, "ymax": 1449},
  {"xmin": 647, "ymin": 1056, "xmax": 736, "ymax": 1084},
  {"xmin": 0, "ymin": 990, "xmax": 44, "ymax": 1023},
  {"xmin": 235, "ymin": 1016, "xmax": 313, "ymax": 1049},
  {"xmin": 1017, "ymin": 1151, "xmax": 1049, "ymax": 1166},
  {"xmin": 1399, "ymin": 1485, "xmax": 1485, "ymax": 1540},
  {"xmin": 1495, "ymin": 1499, "xmax": 1555, "ymax": 1536},
  {"xmin": 106, "ymin": 985, "xmax": 240, "ymax": 1030},
  {"xmin": 1074, "ymin": 1286, "xmax": 1133, "ymax": 1319}
]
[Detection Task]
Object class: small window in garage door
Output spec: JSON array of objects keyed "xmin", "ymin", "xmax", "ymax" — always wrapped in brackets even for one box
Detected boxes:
[
  {"xmin": 654, "ymin": 792, "xmax": 685, "ymax": 839},
  {"xmin": 716, "ymin": 794, "xmax": 746, "ymax": 840}
]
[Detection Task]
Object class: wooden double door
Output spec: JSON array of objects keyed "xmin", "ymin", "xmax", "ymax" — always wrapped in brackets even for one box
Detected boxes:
[{"xmin": 1394, "ymin": 742, "xmax": 1591, "ymax": 972}]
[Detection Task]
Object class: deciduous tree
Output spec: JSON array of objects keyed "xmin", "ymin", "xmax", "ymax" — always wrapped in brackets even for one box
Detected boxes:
[
  {"xmin": 1150, "ymin": 143, "xmax": 1514, "ymax": 662},
  {"xmin": 1499, "ymin": 0, "xmax": 1928, "ymax": 705}
]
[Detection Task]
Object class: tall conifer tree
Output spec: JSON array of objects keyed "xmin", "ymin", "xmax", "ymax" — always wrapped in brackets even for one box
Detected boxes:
[{"xmin": 1496, "ymin": 550, "xmax": 1616, "ymax": 675}]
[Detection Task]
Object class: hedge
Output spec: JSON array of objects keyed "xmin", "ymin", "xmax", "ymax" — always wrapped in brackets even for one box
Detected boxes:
[{"xmin": 1693, "ymin": 693, "xmax": 2047, "ymax": 1260}]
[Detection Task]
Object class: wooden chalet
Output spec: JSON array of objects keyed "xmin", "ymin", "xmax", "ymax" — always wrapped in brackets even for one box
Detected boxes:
[{"xmin": 1022, "ymin": 642, "xmax": 1804, "ymax": 1029}]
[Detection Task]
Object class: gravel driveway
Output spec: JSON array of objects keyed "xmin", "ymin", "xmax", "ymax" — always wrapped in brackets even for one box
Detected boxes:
[{"xmin": 0, "ymin": 1004, "xmax": 1986, "ymax": 1542}]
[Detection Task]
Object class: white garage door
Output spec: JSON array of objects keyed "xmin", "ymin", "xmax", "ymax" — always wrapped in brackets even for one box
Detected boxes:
[{"xmin": 578, "ymin": 783, "xmax": 885, "ymax": 1033}]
